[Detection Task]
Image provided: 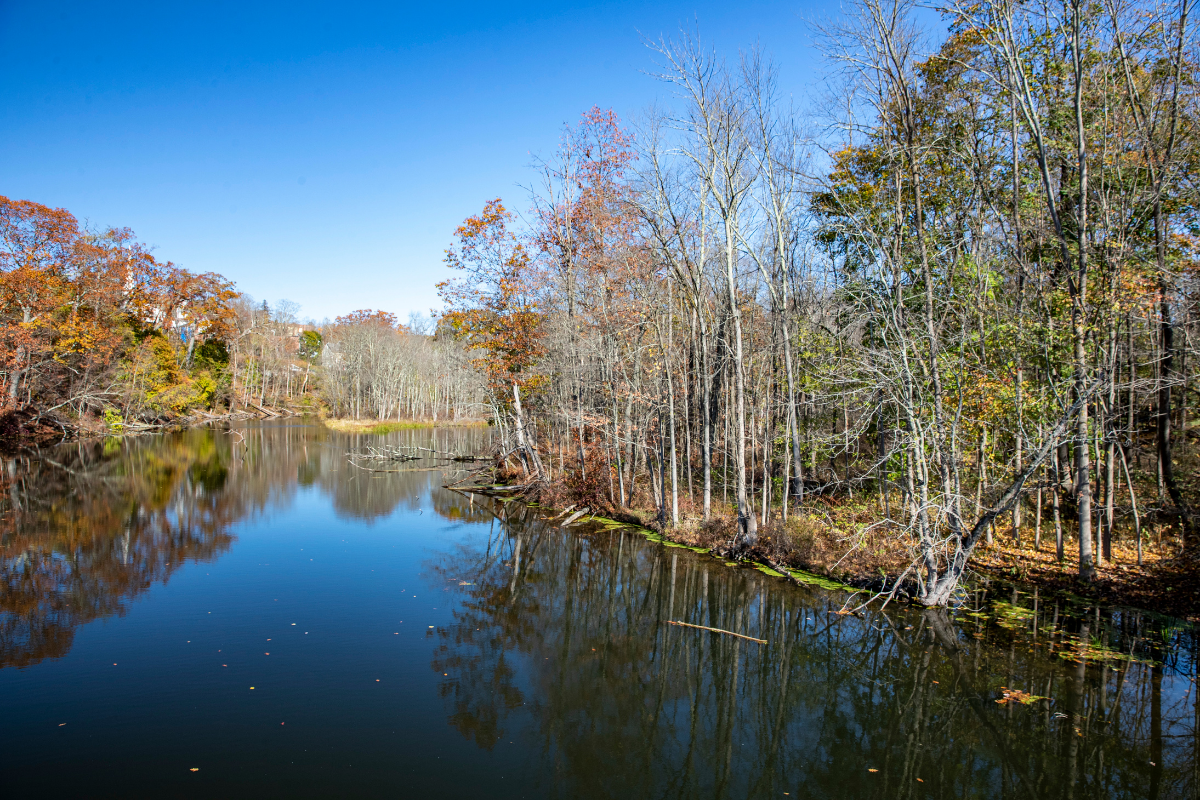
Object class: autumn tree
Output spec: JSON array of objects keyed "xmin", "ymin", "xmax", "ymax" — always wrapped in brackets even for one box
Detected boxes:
[{"xmin": 0, "ymin": 194, "xmax": 244, "ymax": 429}]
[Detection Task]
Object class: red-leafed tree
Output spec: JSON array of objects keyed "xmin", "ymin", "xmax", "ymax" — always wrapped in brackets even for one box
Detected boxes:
[
  {"xmin": 439, "ymin": 199, "xmax": 545, "ymax": 396},
  {"xmin": 0, "ymin": 197, "xmax": 80, "ymax": 403},
  {"xmin": 0, "ymin": 194, "xmax": 243, "ymax": 427},
  {"xmin": 335, "ymin": 309, "xmax": 401, "ymax": 330}
]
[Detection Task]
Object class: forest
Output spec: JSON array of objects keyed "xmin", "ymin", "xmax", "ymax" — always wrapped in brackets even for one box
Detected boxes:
[
  {"xmin": 435, "ymin": 0, "xmax": 1200, "ymax": 608},
  {"xmin": 0, "ymin": 198, "xmax": 475, "ymax": 435},
  {"xmin": 3, "ymin": 0, "xmax": 1198, "ymax": 610}
]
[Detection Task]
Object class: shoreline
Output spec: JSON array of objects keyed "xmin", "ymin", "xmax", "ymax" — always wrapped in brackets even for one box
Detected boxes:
[
  {"xmin": 0, "ymin": 405, "xmax": 488, "ymax": 451},
  {"xmin": 463, "ymin": 480, "xmax": 1199, "ymax": 624},
  {"xmin": 457, "ymin": 488, "xmax": 865, "ymax": 596},
  {"xmin": 321, "ymin": 417, "xmax": 489, "ymax": 434},
  {"xmin": 6, "ymin": 405, "xmax": 1195, "ymax": 623}
]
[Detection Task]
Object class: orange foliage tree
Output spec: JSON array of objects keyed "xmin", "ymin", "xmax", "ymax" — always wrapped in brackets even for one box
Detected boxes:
[
  {"xmin": 438, "ymin": 199, "xmax": 545, "ymax": 400},
  {"xmin": 0, "ymin": 194, "xmax": 240, "ymax": 425},
  {"xmin": 335, "ymin": 309, "xmax": 401, "ymax": 330}
]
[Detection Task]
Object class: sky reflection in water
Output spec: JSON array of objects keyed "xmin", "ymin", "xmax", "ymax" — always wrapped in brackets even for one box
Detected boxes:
[{"xmin": 0, "ymin": 421, "xmax": 1195, "ymax": 798}]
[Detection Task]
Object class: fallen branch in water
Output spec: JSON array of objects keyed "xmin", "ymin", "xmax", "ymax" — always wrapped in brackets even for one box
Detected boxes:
[
  {"xmin": 665, "ymin": 620, "xmax": 766, "ymax": 645},
  {"xmin": 352, "ymin": 444, "xmax": 487, "ymax": 463},
  {"xmin": 560, "ymin": 508, "xmax": 590, "ymax": 527},
  {"xmin": 346, "ymin": 460, "xmax": 452, "ymax": 474}
]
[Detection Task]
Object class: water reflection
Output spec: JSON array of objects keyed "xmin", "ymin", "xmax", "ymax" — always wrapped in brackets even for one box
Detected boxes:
[
  {"xmin": 0, "ymin": 422, "xmax": 486, "ymax": 669},
  {"xmin": 1, "ymin": 423, "xmax": 1195, "ymax": 798},
  {"xmin": 430, "ymin": 502, "xmax": 1199, "ymax": 800},
  {"xmin": 1, "ymin": 434, "xmax": 239, "ymax": 668}
]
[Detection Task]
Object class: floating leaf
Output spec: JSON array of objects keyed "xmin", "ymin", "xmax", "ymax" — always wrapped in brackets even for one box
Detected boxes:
[{"xmin": 996, "ymin": 687, "xmax": 1048, "ymax": 705}]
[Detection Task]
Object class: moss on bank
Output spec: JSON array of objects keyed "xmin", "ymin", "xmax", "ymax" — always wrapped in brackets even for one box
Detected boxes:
[
  {"xmin": 496, "ymin": 484, "xmax": 1200, "ymax": 620},
  {"xmin": 509, "ymin": 500, "xmax": 863, "ymax": 595}
]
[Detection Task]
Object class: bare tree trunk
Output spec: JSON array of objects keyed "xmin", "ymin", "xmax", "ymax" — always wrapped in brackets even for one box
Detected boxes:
[
  {"xmin": 1070, "ymin": 0, "xmax": 1094, "ymax": 579},
  {"xmin": 1104, "ymin": 334, "xmax": 1117, "ymax": 561},
  {"xmin": 701, "ymin": 314, "xmax": 714, "ymax": 519},
  {"xmin": 667, "ymin": 314, "xmax": 680, "ymax": 526},
  {"xmin": 7, "ymin": 344, "xmax": 23, "ymax": 403},
  {"xmin": 1156, "ymin": 202, "xmax": 1185, "ymax": 514},
  {"xmin": 729, "ymin": 224, "xmax": 756, "ymax": 546},
  {"xmin": 513, "ymin": 383, "xmax": 530, "ymax": 475},
  {"xmin": 1053, "ymin": 447, "xmax": 1064, "ymax": 563}
]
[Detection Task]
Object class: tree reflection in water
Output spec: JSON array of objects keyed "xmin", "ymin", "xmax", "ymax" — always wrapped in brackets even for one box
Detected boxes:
[
  {"xmin": 2, "ymin": 424, "xmax": 1195, "ymax": 798},
  {"xmin": 0, "ymin": 422, "xmax": 487, "ymax": 670},
  {"xmin": 1, "ymin": 433, "xmax": 240, "ymax": 668},
  {"xmin": 429, "ymin": 501, "xmax": 1199, "ymax": 800}
]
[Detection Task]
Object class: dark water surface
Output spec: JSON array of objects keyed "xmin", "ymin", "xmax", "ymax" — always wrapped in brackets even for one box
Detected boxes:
[{"xmin": 1, "ymin": 421, "xmax": 1196, "ymax": 798}]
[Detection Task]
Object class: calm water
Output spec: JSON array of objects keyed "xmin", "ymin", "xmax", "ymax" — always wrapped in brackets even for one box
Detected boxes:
[{"xmin": 1, "ymin": 421, "xmax": 1196, "ymax": 799}]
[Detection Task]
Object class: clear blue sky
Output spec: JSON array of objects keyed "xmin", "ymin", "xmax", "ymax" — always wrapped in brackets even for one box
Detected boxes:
[{"xmin": 1, "ymin": 1, "xmax": 829, "ymax": 323}]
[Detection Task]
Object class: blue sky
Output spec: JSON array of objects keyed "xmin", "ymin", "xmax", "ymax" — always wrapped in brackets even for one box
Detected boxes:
[{"xmin": 1, "ymin": 1, "xmax": 829, "ymax": 322}]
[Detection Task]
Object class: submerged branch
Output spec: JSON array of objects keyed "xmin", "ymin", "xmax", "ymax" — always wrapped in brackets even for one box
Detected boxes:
[{"xmin": 665, "ymin": 620, "xmax": 767, "ymax": 645}]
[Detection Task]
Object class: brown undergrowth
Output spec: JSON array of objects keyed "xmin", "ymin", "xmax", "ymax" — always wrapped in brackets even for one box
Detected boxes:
[
  {"xmin": 0, "ymin": 407, "xmax": 57, "ymax": 448},
  {"xmin": 523, "ymin": 468, "xmax": 918, "ymax": 593},
  {"xmin": 970, "ymin": 534, "xmax": 1199, "ymax": 622},
  {"xmin": 0, "ymin": 405, "xmax": 112, "ymax": 451},
  {"xmin": 521, "ymin": 459, "xmax": 1198, "ymax": 620}
]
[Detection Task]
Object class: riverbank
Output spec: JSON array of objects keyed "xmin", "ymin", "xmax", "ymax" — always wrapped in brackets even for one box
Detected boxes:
[
  {"xmin": 656, "ymin": 510, "xmax": 1194, "ymax": 621},
  {"xmin": 969, "ymin": 539, "xmax": 1199, "ymax": 621},
  {"xmin": 0, "ymin": 405, "xmax": 232, "ymax": 450},
  {"xmin": 495, "ymin": 477, "xmax": 1200, "ymax": 622},
  {"xmin": 0, "ymin": 401, "xmax": 312, "ymax": 452},
  {"xmin": 0, "ymin": 402, "xmax": 487, "ymax": 451}
]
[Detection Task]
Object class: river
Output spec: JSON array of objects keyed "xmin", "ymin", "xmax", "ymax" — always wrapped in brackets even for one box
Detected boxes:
[{"xmin": 0, "ymin": 421, "xmax": 1195, "ymax": 798}]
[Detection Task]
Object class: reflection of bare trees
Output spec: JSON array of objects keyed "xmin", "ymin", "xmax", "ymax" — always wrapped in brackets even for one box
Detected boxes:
[
  {"xmin": 429, "ymin": 504, "xmax": 1198, "ymax": 799},
  {"xmin": 326, "ymin": 427, "xmax": 493, "ymax": 522},
  {"xmin": 0, "ymin": 423, "xmax": 493, "ymax": 669}
]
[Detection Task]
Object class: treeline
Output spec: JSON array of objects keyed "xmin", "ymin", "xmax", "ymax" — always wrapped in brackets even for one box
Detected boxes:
[
  {"xmin": 438, "ymin": 0, "xmax": 1199, "ymax": 605},
  {"xmin": 319, "ymin": 309, "xmax": 484, "ymax": 422},
  {"xmin": 0, "ymin": 195, "xmax": 241, "ymax": 431},
  {"xmin": 0, "ymin": 196, "xmax": 481, "ymax": 435}
]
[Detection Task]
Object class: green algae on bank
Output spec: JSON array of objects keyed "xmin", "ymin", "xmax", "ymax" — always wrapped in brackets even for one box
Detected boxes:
[
  {"xmin": 951, "ymin": 593, "xmax": 1166, "ymax": 667},
  {"xmin": 520, "ymin": 499, "xmax": 860, "ymax": 593},
  {"xmin": 785, "ymin": 568, "xmax": 857, "ymax": 592}
]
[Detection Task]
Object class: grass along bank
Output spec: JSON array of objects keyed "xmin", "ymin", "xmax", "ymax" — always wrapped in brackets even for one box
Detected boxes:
[{"xmin": 322, "ymin": 417, "xmax": 489, "ymax": 435}]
